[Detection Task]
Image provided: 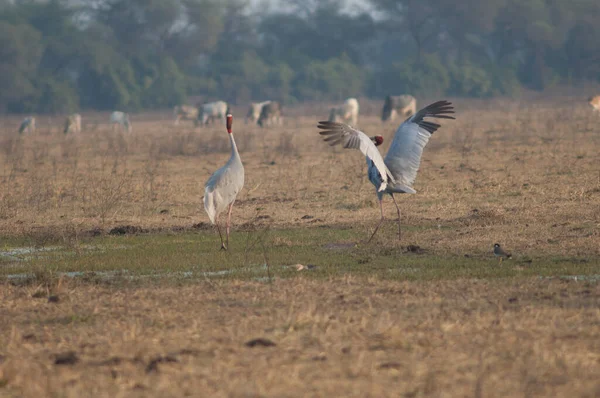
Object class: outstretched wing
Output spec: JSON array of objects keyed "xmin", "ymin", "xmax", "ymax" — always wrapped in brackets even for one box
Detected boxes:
[
  {"xmin": 384, "ymin": 100, "xmax": 455, "ymax": 192},
  {"xmin": 317, "ymin": 121, "xmax": 395, "ymax": 192}
]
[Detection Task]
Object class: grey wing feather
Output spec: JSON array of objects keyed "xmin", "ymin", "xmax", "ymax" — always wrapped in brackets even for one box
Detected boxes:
[
  {"xmin": 317, "ymin": 121, "xmax": 395, "ymax": 191},
  {"xmin": 385, "ymin": 101, "xmax": 455, "ymax": 191}
]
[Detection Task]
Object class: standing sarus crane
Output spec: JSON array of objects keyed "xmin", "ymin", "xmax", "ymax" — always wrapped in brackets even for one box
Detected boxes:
[
  {"xmin": 318, "ymin": 100, "xmax": 455, "ymax": 242},
  {"xmin": 204, "ymin": 114, "xmax": 245, "ymax": 250}
]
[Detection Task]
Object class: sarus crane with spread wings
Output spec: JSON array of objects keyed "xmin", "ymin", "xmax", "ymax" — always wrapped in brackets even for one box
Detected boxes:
[{"xmin": 318, "ymin": 100, "xmax": 455, "ymax": 242}]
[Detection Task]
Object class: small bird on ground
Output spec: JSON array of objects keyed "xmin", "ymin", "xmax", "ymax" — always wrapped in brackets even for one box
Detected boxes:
[
  {"xmin": 203, "ymin": 114, "xmax": 245, "ymax": 250},
  {"xmin": 493, "ymin": 243, "xmax": 512, "ymax": 263}
]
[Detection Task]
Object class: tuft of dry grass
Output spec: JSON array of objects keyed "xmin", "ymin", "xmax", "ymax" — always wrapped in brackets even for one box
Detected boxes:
[{"xmin": 0, "ymin": 278, "xmax": 599, "ymax": 397}]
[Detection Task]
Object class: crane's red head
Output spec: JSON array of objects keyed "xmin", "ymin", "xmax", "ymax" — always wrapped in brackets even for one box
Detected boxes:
[
  {"xmin": 226, "ymin": 114, "xmax": 233, "ymax": 134},
  {"xmin": 371, "ymin": 135, "xmax": 384, "ymax": 146}
]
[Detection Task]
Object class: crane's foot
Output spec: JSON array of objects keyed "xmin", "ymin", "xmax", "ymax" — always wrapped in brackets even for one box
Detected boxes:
[{"xmin": 220, "ymin": 243, "xmax": 228, "ymax": 251}]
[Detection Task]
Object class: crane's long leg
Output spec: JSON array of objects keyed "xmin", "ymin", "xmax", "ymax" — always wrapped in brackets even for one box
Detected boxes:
[
  {"xmin": 391, "ymin": 194, "xmax": 401, "ymax": 241},
  {"xmin": 367, "ymin": 199, "xmax": 385, "ymax": 243},
  {"xmin": 214, "ymin": 215, "xmax": 226, "ymax": 250},
  {"xmin": 225, "ymin": 202, "xmax": 234, "ymax": 249}
]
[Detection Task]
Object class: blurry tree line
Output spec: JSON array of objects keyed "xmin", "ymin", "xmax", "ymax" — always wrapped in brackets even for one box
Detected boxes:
[{"xmin": 0, "ymin": 0, "xmax": 599, "ymax": 113}]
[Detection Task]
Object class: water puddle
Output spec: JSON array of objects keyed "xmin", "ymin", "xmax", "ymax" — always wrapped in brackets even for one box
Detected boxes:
[
  {"xmin": 3, "ymin": 263, "xmax": 285, "ymax": 282},
  {"xmin": 323, "ymin": 242, "xmax": 357, "ymax": 250},
  {"xmin": 0, "ymin": 244, "xmax": 129, "ymax": 264},
  {"xmin": 0, "ymin": 246, "xmax": 60, "ymax": 261},
  {"xmin": 389, "ymin": 267, "xmax": 420, "ymax": 274},
  {"xmin": 539, "ymin": 275, "xmax": 600, "ymax": 282}
]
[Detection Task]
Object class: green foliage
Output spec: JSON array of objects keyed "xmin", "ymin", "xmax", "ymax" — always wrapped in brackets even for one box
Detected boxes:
[
  {"xmin": 376, "ymin": 54, "xmax": 450, "ymax": 97},
  {"xmin": 134, "ymin": 56, "xmax": 187, "ymax": 109},
  {"xmin": 35, "ymin": 78, "xmax": 79, "ymax": 114},
  {"xmin": 0, "ymin": 21, "xmax": 42, "ymax": 109},
  {"xmin": 0, "ymin": 0, "xmax": 599, "ymax": 112},
  {"xmin": 266, "ymin": 63, "xmax": 296, "ymax": 104},
  {"xmin": 294, "ymin": 55, "xmax": 365, "ymax": 101},
  {"xmin": 489, "ymin": 66, "xmax": 521, "ymax": 97},
  {"xmin": 448, "ymin": 61, "xmax": 522, "ymax": 98},
  {"xmin": 78, "ymin": 59, "xmax": 141, "ymax": 111},
  {"xmin": 449, "ymin": 62, "xmax": 492, "ymax": 97}
]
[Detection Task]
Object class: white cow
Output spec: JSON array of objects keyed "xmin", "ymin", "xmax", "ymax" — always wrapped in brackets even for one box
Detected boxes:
[
  {"xmin": 110, "ymin": 111, "xmax": 132, "ymax": 133},
  {"xmin": 246, "ymin": 101, "xmax": 271, "ymax": 125},
  {"xmin": 328, "ymin": 97, "xmax": 359, "ymax": 126},
  {"xmin": 173, "ymin": 105, "xmax": 199, "ymax": 125},
  {"xmin": 64, "ymin": 113, "xmax": 82, "ymax": 134},
  {"xmin": 198, "ymin": 101, "xmax": 228, "ymax": 126},
  {"xmin": 18, "ymin": 116, "xmax": 36, "ymax": 134},
  {"xmin": 382, "ymin": 95, "xmax": 417, "ymax": 122},
  {"xmin": 257, "ymin": 101, "xmax": 283, "ymax": 127}
]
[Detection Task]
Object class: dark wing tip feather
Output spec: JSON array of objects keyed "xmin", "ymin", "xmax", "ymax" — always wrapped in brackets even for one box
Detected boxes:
[
  {"xmin": 411, "ymin": 100, "xmax": 456, "ymax": 133},
  {"xmin": 420, "ymin": 100, "xmax": 456, "ymax": 120},
  {"xmin": 419, "ymin": 121, "xmax": 441, "ymax": 134},
  {"xmin": 318, "ymin": 121, "xmax": 343, "ymax": 128}
]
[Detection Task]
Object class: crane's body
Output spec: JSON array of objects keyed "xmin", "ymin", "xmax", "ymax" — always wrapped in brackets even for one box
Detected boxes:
[
  {"xmin": 204, "ymin": 114, "xmax": 244, "ymax": 250},
  {"xmin": 318, "ymin": 100, "xmax": 455, "ymax": 242}
]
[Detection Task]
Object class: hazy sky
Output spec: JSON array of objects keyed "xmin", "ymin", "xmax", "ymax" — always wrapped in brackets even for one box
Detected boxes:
[{"xmin": 248, "ymin": 0, "xmax": 376, "ymax": 16}]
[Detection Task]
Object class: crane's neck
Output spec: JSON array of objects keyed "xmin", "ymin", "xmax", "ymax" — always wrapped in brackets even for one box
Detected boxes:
[{"xmin": 229, "ymin": 133, "xmax": 240, "ymax": 161}]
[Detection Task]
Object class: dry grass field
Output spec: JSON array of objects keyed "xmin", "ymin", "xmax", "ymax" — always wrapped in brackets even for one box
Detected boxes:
[
  {"xmin": 1, "ymin": 97, "xmax": 600, "ymax": 396},
  {"xmin": 1, "ymin": 278, "xmax": 599, "ymax": 397}
]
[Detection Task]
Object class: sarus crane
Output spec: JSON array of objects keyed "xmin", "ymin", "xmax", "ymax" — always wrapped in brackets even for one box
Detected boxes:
[
  {"xmin": 317, "ymin": 100, "xmax": 455, "ymax": 242},
  {"xmin": 204, "ymin": 114, "xmax": 245, "ymax": 250}
]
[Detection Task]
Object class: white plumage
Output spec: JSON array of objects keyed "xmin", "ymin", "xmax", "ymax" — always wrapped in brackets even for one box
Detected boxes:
[
  {"xmin": 318, "ymin": 100, "xmax": 455, "ymax": 241},
  {"xmin": 203, "ymin": 114, "xmax": 244, "ymax": 250},
  {"xmin": 319, "ymin": 122, "xmax": 393, "ymax": 193}
]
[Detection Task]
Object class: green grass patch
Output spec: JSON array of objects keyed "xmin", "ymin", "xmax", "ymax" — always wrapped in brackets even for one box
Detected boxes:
[{"xmin": 1, "ymin": 227, "xmax": 599, "ymax": 285}]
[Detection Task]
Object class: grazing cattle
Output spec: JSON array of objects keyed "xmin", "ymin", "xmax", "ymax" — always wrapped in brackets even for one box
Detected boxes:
[
  {"xmin": 18, "ymin": 116, "xmax": 35, "ymax": 134},
  {"xmin": 328, "ymin": 97, "xmax": 359, "ymax": 126},
  {"xmin": 246, "ymin": 101, "xmax": 271, "ymax": 125},
  {"xmin": 257, "ymin": 101, "xmax": 282, "ymax": 127},
  {"xmin": 110, "ymin": 111, "xmax": 132, "ymax": 133},
  {"xmin": 64, "ymin": 113, "xmax": 82, "ymax": 134},
  {"xmin": 173, "ymin": 105, "xmax": 199, "ymax": 125},
  {"xmin": 588, "ymin": 96, "xmax": 600, "ymax": 112},
  {"xmin": 382, "ymin": 95, "xmax": 417, "ymax": 122},
  {"xmin": 198, "ymin": 101, "xmax": 229, "ymax": 126}
]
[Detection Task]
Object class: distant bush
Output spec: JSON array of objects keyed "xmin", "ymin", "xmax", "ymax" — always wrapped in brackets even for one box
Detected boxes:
[
  {"xmin": 36, "ymin": 79, "xmax": 79, "ymax": 113},
  {"xmin": 449, "ymin": 61, "xmax": 493, "ymax": 97},
  {"xmin": 374, "ymin": 54, "xmax": 450, "ymax": 97},
  {"xmin": 294, "ymin": 54, "xmax": 365, "ymax": 101},
  {"xmin": 137, "ymin": 56, "xmax": 187, "ymax": 109},
  {"xmin": 490, "ymin": 66, "xmax": 521, "ymax": 96}
]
